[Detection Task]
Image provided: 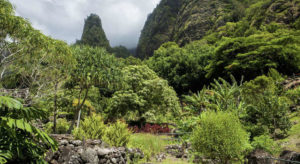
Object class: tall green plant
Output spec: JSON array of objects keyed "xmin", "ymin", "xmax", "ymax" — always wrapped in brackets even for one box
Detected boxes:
[
  {"xmin": 184, "ymin": 76, "xmax": 247, "ymax": 115},
  {"xmin": 72, "ymin": 114, "xmax": 106, "ymax": 140},
  {"xmin": 67, "ymin": 46, "xmax": 119, "ymax": 132},
  {"xmin": 0, "ymin": 96, "xmax": 57, "ymax": 163},
  {"xmin": 103, "ymin": 120, "xmax": 131, "ymax": 147},
  {"xmin": 109, "ymin": 65, "xmax": 180, "ymax": 121}
]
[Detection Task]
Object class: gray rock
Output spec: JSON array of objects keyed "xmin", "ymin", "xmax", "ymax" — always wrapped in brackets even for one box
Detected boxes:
[
  {"xmin": 57, "ymin": 146, "xmax": 76, "ymax": 163},
  {"xmin": 69, "ymin": 154, "xmax": 83, "ymax": 164},
  {"xmin": 119, "ymin": 157, "xmax": 126, "ymax": 164},
  {"xmin": 80, "ymin": 147, "xmax": 99, "ymax": 164},
  {"xmin": 111, "ymin": 157, "xmax": 117, "ymax": 164},
  {"xmin": 156, "ymin": 153, "xmax": 167, "ymax": 162},
  {"xmin": 49, "ymin": 159, "xmax": 59, "ymax": 164},
  {"xmin": 96, "ymin": 148, "xmax": 112, "ymax": 157},
  {"xmin": 71, "ymin": 140, "xmax": 82, "ymax": 146},
  {"xmin": 46, "ymin": 138, "xmax": 128, "ymax": 164},
  {"xmin": 91, "ymin": 140, "xmax": 102, "ymax": 145},
  {"xmin": 247, "ymin": 149, "xmax": 275, "ymax": 164},
  {"xmin": 99, "ymin": 158, "xmax": 107, "ymax": 164},
  {"xmin": 59, "ymin": 139, "xmax": 69, "ymax": 146}
]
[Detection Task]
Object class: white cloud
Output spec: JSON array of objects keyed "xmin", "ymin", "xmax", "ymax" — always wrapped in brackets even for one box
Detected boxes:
[{"xmin": 9, "ymin": 0, "xmax": 161, "ymax": 48}]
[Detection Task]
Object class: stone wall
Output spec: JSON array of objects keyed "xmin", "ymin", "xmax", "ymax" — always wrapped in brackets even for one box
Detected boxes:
[
  {"xmin": 46, "ymin": 139, "xmax": 127, "ymax": 164},
  {"xmin": 46, "ymin": 135, "xmax": 144, "ymax": 164}
]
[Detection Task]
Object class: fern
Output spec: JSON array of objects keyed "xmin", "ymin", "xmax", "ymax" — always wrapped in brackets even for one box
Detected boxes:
[{"xmin": 0, "ymin": 96, "xmax": 57, "ymax": 163}]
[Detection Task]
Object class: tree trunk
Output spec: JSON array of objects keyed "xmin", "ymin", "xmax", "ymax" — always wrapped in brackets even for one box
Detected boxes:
[
  {"xmin": 76, "ymin": 87, "xmax": 89, "ymax": 128},
  {"xmin": 53, "ymin": 81, "xmax": 58, "ymax": 134},
  {"xmin": 68, "ymin": 88, "xmax": 82, "ymax": 134},
  {"xmin": 68, "ymin": 109, "xmax": 79, "ymax": 134},
  {"xmin": 273, "ymin": 117, "xmax": 276, "ymax": 139},
  {"xmin": 68, "ymin": 85, "xmax": 89, "ymax": 133},
  {"xmin": 77, "ymin": 109, "xmax": 82, "ymax": 128}
]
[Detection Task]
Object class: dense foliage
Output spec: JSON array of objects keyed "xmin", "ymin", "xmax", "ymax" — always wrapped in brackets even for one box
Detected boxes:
[
  {"xmin": 104, "ymin": 120, "xmax": 132, "ymax": 147},
  {"xmin": 191, "ymin": 111, "xmax": 251, "ymax": 163},
  {"xmin": 251, "ymin": 135, "xmax": 280, "ymax": 155},
  {"xmin": 73, "ymin": 114, "xmax": 106, "ymax": 140},
  {"xmin": 0, "ymin": 96, "xmax": 57, "ymax": 163},
  {"xmin": 73, "ymin": 115, "xmax": 131, "ymax": 147},
  {"xmin": 147, "ymin": 41, "xmax": 213, "ymax": 94},
  {"xmin": 241, "ymin": 75, "xmax": 291, "ymax": 138},
  {"xmin": 206, "ymin": 29, "xmax": 300, "ymax": 81},
  {"xmin": 109, "ymin": 65, "xmax": 180, "ymax": 121},
  {"xmin": 111, "ymin": 45, "xmax": 132, "ymax": 58}
]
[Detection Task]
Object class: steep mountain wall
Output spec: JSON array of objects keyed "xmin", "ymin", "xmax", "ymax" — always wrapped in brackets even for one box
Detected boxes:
[{"xmin": 137, "ymin": 0, "xmax": 300, "ymax": 59}]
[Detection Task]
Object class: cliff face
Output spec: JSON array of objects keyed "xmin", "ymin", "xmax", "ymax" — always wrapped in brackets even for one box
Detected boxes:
[
  {"xmin": 245, "ymin": 0, "xmax": 300, "ymax": 28},
  {"xmin": 137, "ymin": 0, "xmax": 300, "ymax": 59},
  {"xmin": 136, "ymin": 0, "xmax": 182, "ymax": 59},
  {"xmin": 136, "ymin": 0, "xmax": 240, "ymax": 59},
  {"xmin": 172, "ymin": 0, "xmax": 246, "ymax": 45}
]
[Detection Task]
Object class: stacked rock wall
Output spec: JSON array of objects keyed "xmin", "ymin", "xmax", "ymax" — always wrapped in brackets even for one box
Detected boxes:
[{"xmin": 46, "ymin": 139, "xmax": 127, "ymax": 164}]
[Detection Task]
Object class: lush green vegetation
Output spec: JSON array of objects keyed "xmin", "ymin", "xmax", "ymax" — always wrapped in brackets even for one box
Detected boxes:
[
  {"xmin": 191, "ymin": 111, "xmax": 251, "ymax": 163},
  {"xmin": 147, "ymin": 41, "xmax": 213, "ymax": 94},
  {"xmin": 0, "ymin": 96, "xmax": 57, "ymax": 163},
  {"xmin": 73, "ymin": 114, "xmax": 131, "ymax": 147},
  {"xmin": 0, "ymin": 0, "xmax": 300, "ymax": 163}
]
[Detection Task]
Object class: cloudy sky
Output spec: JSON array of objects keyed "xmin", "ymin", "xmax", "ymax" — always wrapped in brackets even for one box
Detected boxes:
[{"xmin": 9, "ymin": 0, "xmax": 161, "ymax": 48}]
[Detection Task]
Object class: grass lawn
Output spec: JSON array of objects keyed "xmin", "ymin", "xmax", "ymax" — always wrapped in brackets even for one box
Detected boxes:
[
  {"xmin": 153, "ymin": 156, "xmax": 192, "ymax": 164},
  {"xmin": 128, "ymin": 133, "xmax": 183, "ymax": 163},
  {"xmin": 277, "ymin": 111, "xmax": 300, "ymax": 152}
]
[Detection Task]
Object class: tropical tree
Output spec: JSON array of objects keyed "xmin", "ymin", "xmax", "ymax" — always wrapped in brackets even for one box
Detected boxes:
[
  {"xmin": 147, "ymin": 41, "xmax": 213, "ymax": 94},
  {"xmin": 111, "ymin": 45, "xmax": 132, "ymax": 58},
  {"xmin": 67, "ymin": 46, "xmax": 121, "ymax": 132},
  {"xmin": 47, "ymin": 41, "xmax": 75, "ymax": 133},
  {"xmin": 206, "ymin": 29, "xmax": 300, "ymax": 81},
  {"xmin": 242, "ymin": 75, "xmax": 291, "ymax": 138},
  {"xmin": 109, "ymin": 65, "xmax": 180, "ymax": 122},
  {"xmin": 0, "ymin": 0, "xmax": 74, "ymax": 96}
]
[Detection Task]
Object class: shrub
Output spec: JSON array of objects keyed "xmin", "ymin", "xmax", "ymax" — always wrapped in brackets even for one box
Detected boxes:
[
  {"xmin": 251, "ymin": 135, "xmax": 280, "ymax": 155},
  {"xmin": 103, "ymin": 120, "xmax": 131, "ymax": 147},
  {"xmin": 242, "ymin": 76, "xmax": 291, "ymax": 138},
  {"xmin": 72, "ymin": 114, "xmax": 106, "ymax": 140},
  {"xmin": 45, "ymin": 118, "xmax": 70, "ymax": 134},
  {"xmin": 191, "ymin": 111, "xmax": 251, "ymax": 163},
  {"xmin": 285, "ymin": 86, "xmax": 300, "ymax": 109}
]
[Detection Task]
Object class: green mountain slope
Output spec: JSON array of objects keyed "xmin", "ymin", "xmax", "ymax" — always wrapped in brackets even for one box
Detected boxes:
[
  {"xmin": 77, "ymin": 13, "xmax": 111, "ymax": 49},
  {"xmin": 136, "ymin": 0, "xmax": 182, "ymax": 59},
  {"xmin": 137, "ymin": 0, "xmax": 300, "ymax": 59}
]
